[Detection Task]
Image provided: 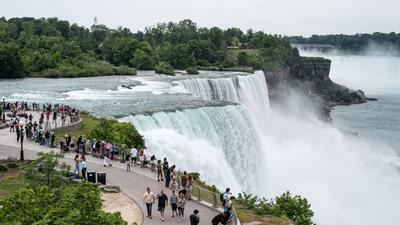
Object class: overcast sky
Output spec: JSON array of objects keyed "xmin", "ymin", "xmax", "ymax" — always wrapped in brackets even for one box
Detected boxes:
[{"xmin": 1, "ymin": 0, "xmax": 399, "ymax": 36}]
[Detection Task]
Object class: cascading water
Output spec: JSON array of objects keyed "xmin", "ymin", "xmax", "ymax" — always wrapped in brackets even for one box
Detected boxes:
[
  {"xmin": 120, "ymin": 105, "xmax": 262, "ymax": 193},
  {"xmin": 120, "ymin": 70, "xmax": 400, "ymax": 225},
  {"xmin": 176, "ymin": 71, "xmax": 270, "ymax": 126}
]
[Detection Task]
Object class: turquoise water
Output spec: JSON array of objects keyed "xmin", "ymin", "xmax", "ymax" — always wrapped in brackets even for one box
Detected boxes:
[{"xmin": 332, "ymin": 95, "xmax": 400, "ymax": 154}]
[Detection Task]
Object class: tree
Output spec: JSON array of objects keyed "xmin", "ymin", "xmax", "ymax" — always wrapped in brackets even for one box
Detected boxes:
[
  {"xmin": 237, "ymin": 51, "xmax": 250, "ymax": 68},
  {"xmin": 0, "ymin": 152, "xmax": 127, "ymax": 225},
  {"xmin": 131, "ymin": 49, "xmax": 155, "ymax": 70},
  {"xmin": 0, "ymin": 42, "xmax": 25, "ymax": 78}
]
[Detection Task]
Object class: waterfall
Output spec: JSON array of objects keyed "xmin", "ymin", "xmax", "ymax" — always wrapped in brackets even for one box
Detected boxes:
[
  {"xmin": 120, "ymin": 105, "xmax": 263, "ymax": 192},
  {"xmin": 119, "ymin": 71, "xmax": 271, "ymax": 192},
  {"xmin": 177, "ymin": 71, "xmax": 270, "ymax": 126}
]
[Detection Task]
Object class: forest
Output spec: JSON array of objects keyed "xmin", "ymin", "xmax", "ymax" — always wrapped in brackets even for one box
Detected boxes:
[{"xmin": 0, "ymin": 17, "xmax": 300, "ymax": 78}]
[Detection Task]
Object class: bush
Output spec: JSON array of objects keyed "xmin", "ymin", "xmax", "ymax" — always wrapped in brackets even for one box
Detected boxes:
[
  {"xmin": 236, "ymin": 191, "xmax": 315, "ymax": 225},
  {"xmin": 0, "ymin": 152, "xmax": 126, "ymax": 225},
  {"xmin": 90, "ymin": 119, "xmax": 145, "ymax": 149},
  {"xmin": 185, "ymin": 67, "xmax": 199, "ymax": 75},
  {"xmin": 6, "ymin": 163, "xmax": 18, "ymax": 169},
  {"xmin": 39, "ymin": 62, "xmax": 136, "ymax": 78},
  {"xmin": 155, "ymin": 62, "xmax": 175, "ymax": 76},
  {"xmin": 0, "ymin": 164, "xmax": 9, "ymax": 171}
]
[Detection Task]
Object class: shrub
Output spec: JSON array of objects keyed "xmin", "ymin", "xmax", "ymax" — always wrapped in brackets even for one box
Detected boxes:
[
  {"xmin": 236, "ymin": 191, "xmax": 315, "ymax": 225},
  {"xmin": 6, "ymin": 163, "xmax": 18, "ymax": 169},
  {"xmin": 155, "ymin": 62, "xmax": 175, "ymax": 75},
  {"xmin": 0, "ymin": 164, "xmax": 8, "ymax": 171},
  {"xmin": 185, "ymin": 67, "xmax": 199, "ymax": 75}
]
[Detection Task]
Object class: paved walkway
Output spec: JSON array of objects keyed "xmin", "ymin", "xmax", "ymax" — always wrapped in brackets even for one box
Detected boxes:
[{"xmin": 0, "ymin": 111, "xmax": 219, "ymax": 225}]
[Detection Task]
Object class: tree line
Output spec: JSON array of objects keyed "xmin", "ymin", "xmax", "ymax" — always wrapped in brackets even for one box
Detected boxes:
[
  {"xmin": 0, "ymin": 17, "xmax": 300, "ymax": 78},
  {"xmin": 284, "ymin": 32, "xmax": 400, "ymax": 54}
]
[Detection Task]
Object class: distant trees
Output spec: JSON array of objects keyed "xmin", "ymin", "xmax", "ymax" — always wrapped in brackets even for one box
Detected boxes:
[
  {"xmin": 284, "ymin": 32, "xmax": 400, "ymax": 53},
  {"xmin": 0, "ymin": 17, "xmax": 302, "ymax": 78}
]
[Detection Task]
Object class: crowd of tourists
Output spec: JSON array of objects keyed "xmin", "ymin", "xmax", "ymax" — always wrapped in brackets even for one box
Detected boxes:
[
  {"xmin": 2, "ymin": 99, "xmax": 237, "ymax": 225},
  {"xmin": 3, "ymin": 100, "xmax": 80, "ymax": 147},
  {"xmin": 125, "ymin": 145, "xmax": 236, "ymax": 225}
]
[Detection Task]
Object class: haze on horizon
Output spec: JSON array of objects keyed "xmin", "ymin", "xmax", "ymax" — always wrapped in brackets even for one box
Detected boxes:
[{"xmin": 1, "ymin": 0, "xmax": 399, "ymax": 36}]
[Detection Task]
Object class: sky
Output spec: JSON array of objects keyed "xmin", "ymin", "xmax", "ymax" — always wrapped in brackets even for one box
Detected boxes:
[{"xmin": 1, "ymin": 0, "xmax": 399, "ymax": 36}]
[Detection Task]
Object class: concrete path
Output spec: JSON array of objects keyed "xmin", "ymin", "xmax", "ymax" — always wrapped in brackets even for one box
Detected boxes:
[{"xmin": 0, "ymin": 111, "xmax": 219, "ymax": 225}]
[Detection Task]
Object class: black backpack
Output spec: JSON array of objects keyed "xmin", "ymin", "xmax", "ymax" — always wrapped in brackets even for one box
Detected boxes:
[{"xmin": 219, "ymin": 193, "xmax": 224, "ymax": 202}]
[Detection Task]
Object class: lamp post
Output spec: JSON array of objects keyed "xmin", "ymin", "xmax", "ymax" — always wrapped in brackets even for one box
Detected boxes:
[{"xmin": 19, "ymin": 120, "xmax": 25, "ymax": 161}]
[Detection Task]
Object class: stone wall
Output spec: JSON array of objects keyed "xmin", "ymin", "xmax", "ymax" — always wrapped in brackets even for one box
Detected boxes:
[{"xmin": 50, "ymin": 119, "xmax": 82, "ymax": 133}]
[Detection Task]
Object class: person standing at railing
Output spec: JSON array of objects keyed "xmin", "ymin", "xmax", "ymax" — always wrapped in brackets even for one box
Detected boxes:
[
  {"xmin": 211, "ymin": 211, "xmax": 231, "ymax": 225},
  {"xmin": 157, "ymin": 160, "xmax": 164, "ymax": 182},
  {"xmin": 163, "ymin": 158, "xmax": 169, "ymax": 182},
  {"xmin": 186, "ymin": 175, "xmax": 193, "ymax": 200},
  {"xmin": 143, "ymin": 187, "xmax": 155, "ymax": 219}
]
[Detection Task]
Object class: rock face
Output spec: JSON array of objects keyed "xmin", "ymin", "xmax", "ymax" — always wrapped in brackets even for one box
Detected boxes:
[{"xmin": 264, "ymin": 57, "xmax": 366, "ymax": 120}]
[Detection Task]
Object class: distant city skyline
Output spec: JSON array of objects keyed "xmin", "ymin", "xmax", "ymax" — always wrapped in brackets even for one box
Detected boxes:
[{"xmin": 1, "ymin": 0, "xmax": 399, "ymax": 36}]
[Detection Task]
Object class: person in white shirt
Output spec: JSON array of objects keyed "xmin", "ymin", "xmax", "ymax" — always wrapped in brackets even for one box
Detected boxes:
[
  {"xmin": 143, "ymin": 187, "xmax": 155, "ymax": 218},
  {"xmin": 130, "ymin": 147, "xmax": 138, "ymax": 166}
]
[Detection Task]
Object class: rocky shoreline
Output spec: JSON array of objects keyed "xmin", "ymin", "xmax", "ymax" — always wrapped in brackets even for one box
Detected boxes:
[{"xmin": 264, "ymin": 56, "xmax": 367, "ymax": 121}]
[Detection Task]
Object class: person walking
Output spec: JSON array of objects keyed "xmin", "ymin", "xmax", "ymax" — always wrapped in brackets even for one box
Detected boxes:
[
  {"xmin": 157, "ymin": 189, "xmax": 168, "ymax": 221},
  {"xmin": 170, "ymin": 189, "xmax": 178, "ymax": 218},
  {"xmin": 143, "ymin": 187, "xmax": 155, "ymax": 219},
  {"xmin": 103, "ymin": 150, "xmax": 112, "ymax": 167},
  {"xmin": 73, "ymin": 154, "xmax": 80, "ymax": 174},
  {"xmin": 177, "ymin": 192, "xmax": 186, "ymax": 223},
  {"xmin": 80, "ymin": 158, "xmax": 88, "ymax": 180},
  {"xmin": 190, "ymin": 209, "xmax": 200, "ymax": 225}
]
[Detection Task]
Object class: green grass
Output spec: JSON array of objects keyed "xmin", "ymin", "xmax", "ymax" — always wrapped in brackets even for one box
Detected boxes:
[
  {"xmin": 0, "ymin": 169, "xmax": 25, "ymax": 201},
  {"xmin": 236, "ymin": 204, "xmax": 292, "ymax": 225},
  {"xmin": 227, "ymin": 48, "xmax": 261, "ymax": 57},
  {"xmin": 55, "ymin": 112, "xmax": 101, "ymax": 141}
]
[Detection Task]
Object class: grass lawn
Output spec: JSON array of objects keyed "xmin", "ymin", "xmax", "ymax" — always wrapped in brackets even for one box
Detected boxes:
[
  {"xmin": 236, "ymin": 204, "xmax": 292, "ymax": 225},
  {"xmin": 0, "ymin": 168, "xmax": 25, "ymax": 201},
  {"xmin": 227, "ymin": 48, "xmax": 261, "ymax": 57},
  {"xmin": 55, "ymin": 112, "xmax": 101, "ymax": 141}
]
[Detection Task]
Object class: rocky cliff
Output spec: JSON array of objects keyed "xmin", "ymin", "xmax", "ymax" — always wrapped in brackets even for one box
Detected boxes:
[{"xmin": 264, "ymin": 57, "xmax": 366, "ymax": 120}]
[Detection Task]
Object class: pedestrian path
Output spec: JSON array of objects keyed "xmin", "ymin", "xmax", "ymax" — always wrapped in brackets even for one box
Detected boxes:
[{"xmin": 0, "ymin": 111, "xmax": 220, "ymax": 225}]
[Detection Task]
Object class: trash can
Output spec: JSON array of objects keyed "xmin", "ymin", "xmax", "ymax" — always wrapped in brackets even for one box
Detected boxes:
[
  {"xmin": 87, "ymin": 171, "xmax": 96, "ymax": 183},
  {"xmin": 97, "ymin": 172, "xmax": 106, "ymax": 185}
]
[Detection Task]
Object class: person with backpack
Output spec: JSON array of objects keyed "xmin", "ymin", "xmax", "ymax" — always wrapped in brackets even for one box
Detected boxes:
[
  {"xmin": 190, "ymin": 209, "xmax": 200, "ymax": 225},
  {"xmin": 221, "ymin": 188, "xmax": 231, "ymax": 206},
  {"xmin": 74, "ymin": 154, "xmax": 80, "ymax": 174}
]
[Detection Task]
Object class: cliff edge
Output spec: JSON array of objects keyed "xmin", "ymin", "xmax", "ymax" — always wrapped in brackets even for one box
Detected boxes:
[{"xmin": 264, "ymin": 57, "xmax": 366, "ymax": 120}]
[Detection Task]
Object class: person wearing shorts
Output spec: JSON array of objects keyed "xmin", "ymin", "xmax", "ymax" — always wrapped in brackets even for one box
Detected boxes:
[
  {"xmin": 157, "ymin": 189, "xmax": 168, "ymax": 221},
  {"xmin": 170, "ymin": 189, "xmax": 178, "ymax": 217}
]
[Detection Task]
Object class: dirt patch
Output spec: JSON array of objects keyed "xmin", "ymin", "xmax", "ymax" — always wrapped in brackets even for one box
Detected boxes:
[{"xmin": 101, "ymin": 192, "xmax": 143, "ymax": 225}]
